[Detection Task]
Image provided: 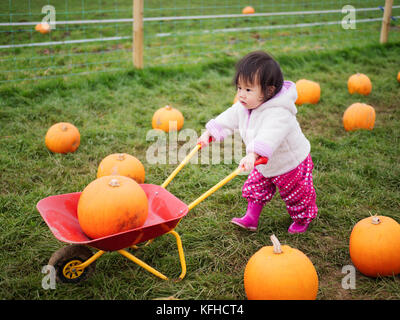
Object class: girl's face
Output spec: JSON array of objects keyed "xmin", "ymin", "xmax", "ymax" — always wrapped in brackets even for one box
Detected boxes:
[{"xmin": 236, "ymin": 79, "xmax": 264, "ymax": 109}]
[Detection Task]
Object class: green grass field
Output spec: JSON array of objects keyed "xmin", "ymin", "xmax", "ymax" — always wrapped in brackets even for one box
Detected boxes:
[{"xmin": 0, "ymin": 39, "xmax": 399, "ymax": 299}]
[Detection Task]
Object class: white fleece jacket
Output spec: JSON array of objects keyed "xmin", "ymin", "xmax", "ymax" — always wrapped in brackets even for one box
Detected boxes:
[{"xmin": 206, "ymin": 81, "xmax": 311, "ymax": 177}]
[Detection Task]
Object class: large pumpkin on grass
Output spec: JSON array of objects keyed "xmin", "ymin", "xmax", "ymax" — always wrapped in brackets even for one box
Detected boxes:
[
  {"xmin": 45, "ymin": 122, "xmax": 80, "ymax": 153},
  {"xmin": 349, "ymin": 216, "xmax": 400, "ymax": 277},
  {"xmin": 244, "ymin": 235, "xmax": 318, "ymax": 300},
  {"xmin": 97, "ymin": 153, "xmax": 145, "ymax": 183},
  {"xmin": 152, "ymin": 105, "xmax": 184, "ymax": 132},
  {"xmin": 77, "ymin": 175, "xmax": 148, "ymax": 239},
  {"xmin": 343, "ymin": 103, "xmax": 375, "ymax": 131},
  {"xmin": 295, "ymin": 79, "xmax": 321, "ymax": 105},
  {"xmin": 347, "ymin": 73, "xmax": 372, "ymax": 95}
]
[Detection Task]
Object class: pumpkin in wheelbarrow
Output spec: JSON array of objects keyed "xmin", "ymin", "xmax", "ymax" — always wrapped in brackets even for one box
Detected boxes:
[{"xmin": 77, "ymin": 175, "xmax": 148, "ymax": 239}]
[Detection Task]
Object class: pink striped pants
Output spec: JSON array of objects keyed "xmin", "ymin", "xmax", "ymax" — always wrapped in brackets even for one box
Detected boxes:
[{"xmin": 242, "ymin": 154, "xmax": 318, "ymax": 224}]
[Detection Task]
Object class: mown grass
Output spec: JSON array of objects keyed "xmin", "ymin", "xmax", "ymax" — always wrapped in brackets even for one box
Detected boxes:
[{"xmin": 0, "ymin": 42, "xmax": 399, "ymax": 300}]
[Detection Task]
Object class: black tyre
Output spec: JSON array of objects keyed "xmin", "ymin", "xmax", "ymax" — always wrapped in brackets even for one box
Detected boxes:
[{"xmin": 48, "ymin": 245, "xmax": 96, "ymax": 283}]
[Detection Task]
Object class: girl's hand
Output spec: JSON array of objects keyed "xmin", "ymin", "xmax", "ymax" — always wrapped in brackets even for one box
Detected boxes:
[
  {"xmin": 239, "ymin": 153, "xmax": 259, "ymax": 172},
  {"xmin": 197, "ymin": 130, "xmax": 212, "ymax": 148}
]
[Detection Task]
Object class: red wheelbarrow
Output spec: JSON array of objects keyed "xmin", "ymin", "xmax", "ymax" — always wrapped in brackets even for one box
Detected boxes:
[{"xmin": 37, "ymin": 141, "xmax": 267, "ymax": 283}]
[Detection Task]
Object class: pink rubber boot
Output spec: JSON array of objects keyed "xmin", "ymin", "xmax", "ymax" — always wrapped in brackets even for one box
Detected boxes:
[
  {"xmin": 288, "ymin": 221, "xmax": 311, "ymax": 234},
  {"xmin": 231, "ymin": 202, "xmax": 263, "ymax": 231}
]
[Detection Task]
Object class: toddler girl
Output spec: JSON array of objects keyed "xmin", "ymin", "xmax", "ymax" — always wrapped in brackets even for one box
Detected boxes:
[{"xmin": 198, "ymin": 51, "xmax": 318, "ymax": 234}]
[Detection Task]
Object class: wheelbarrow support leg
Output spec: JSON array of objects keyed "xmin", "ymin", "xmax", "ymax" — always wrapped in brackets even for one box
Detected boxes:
[
  {"xmin": 168, "ymin": 230, "xmax": 186, "ymax": 281},
  {"xmin": 118, "ymin": 249, "xmax": 169, "ymax": 280},
  {"xmin": 117, "ymin": 230, "xmax": 186, "ymax": 281},
  {"xmin": 74, "ymin": 250, "xmax": 106, "ymax": 269}
]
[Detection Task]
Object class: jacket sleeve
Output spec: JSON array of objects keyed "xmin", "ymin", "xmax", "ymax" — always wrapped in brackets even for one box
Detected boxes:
[
  {"xmin": 246, "ymin": 107, "xmax": 294, "ymax": 158},
  {"xmin": 205, "ymin": 103, "xmax": 239, "ymax": 141}
]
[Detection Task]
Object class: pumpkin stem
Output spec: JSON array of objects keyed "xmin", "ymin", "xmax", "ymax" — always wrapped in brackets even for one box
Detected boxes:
[
  {"xmin": 165, "ymin": 105, "xmax": 172, "ymax": 110},
  {"xmin": 61, "ymin": 124, "xmax": 68, "ymax": 131},
  {"xmin": 117, "ymin": 153, "xmax": 125, "ymax": 161},
  {"xmin": 108, "ymin": 178, "xmax": 120, "ymax": 187},
  {"xmin": 270, "ymin": 234, "xmax": 283, "ymax": 254},
  {"xmin": 371, "ymin": 216, "xmax": 381, "ymax": 225}
]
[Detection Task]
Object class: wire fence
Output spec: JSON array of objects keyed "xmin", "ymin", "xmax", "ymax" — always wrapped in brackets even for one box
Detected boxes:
[{"xmin": 1, "ymin": 0, "xmax": 399, "ymax": 83}]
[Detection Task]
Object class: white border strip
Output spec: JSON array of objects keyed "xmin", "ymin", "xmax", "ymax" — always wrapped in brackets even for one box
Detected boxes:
[{"xmin": 0, "ymin": 6, "xmax": 398, "ymax": 27}]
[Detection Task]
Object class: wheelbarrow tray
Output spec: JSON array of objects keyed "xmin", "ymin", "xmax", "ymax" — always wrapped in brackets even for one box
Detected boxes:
[{"xmin": 36, "ymin": 184, "xmax": 188, "ymax": 251}]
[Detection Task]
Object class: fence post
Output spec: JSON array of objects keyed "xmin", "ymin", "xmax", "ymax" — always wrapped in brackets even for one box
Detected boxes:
[
  {"xmin": 380, "ymin": 0, "xmax": 393, "ymax": 44},
  {"xmin": 133, "ymin": 0, "xmax": 144, "ymax": 68}
]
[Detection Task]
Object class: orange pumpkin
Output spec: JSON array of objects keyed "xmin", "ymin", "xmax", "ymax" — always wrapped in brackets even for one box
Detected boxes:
[
  {"xmin": 152, "ymin": 105, "xmax": 184, "ymax": 132},
  {"xmin": 349, "ymin": 216, "xmax": 400, "ymax": 277},
  {"xmin": 35, "ymin": 22, "xmax": 50, "ymax": 34},
  {"xmin": 244, "ymin": 235, "xmax": 318, "ymax": 300},
  {"xmin": 97, "ymin": 153, "xmax": 145, "ymax": 183},
  {"xmin": 295, "ymin": 79, "xmax": 321, "ymax": 105},
  {"xmin": 347, "ymin": 73, "xmax": 372, "ymax": 95},
  {"xmin": 343, "ymin": 103, "xmax": 375, "ymax": 131},
  {"xmin": 77, "ymin": 175, "xmax": 149, "ymax": 239},
  {"xmin": 397, "ymin": 71, "xmax": 400, "ymax": 83},
  {"xmin": 45, "ymin": 122, "xmax": 80, "ymax": 154},
  {"xmin": 242, "ymin": 6, "xmax": 255, "ymax": 14}
]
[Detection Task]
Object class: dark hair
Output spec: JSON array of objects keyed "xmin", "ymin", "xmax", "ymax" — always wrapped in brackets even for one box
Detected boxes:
[{"xmin": 234, "ymin": 51, "xmax": 284, "ymax": 102}]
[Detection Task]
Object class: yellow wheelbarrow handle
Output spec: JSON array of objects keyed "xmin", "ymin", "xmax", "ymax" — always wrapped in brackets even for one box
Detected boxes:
[
  {"xmin": 161, "ymin": 137, "xmax": 268, "ymax": 211},
  {"xmin": 156, "ymin": 143, "xmax": 267, "ymax": 281},
  {"xmin": 161, "ymin": 138, "xmax": 268, "ymax": 210},
  {"xmin": 188, "ymin": 167, "xmax": 241, "ymax": 211},
  {"xmin": 187, "ymin": 157, "xmax": 268, "ymax": 211},
  {"xmin": 161, "ymin": 137, "xmax": 213, "ymax": 189},
  {"xmin": 161, "ymin": 143, "xmax": 201, "ymax": 189}
]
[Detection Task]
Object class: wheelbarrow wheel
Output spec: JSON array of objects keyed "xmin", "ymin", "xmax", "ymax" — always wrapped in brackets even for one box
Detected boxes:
[{"xmin": 48, "ymin": 245, "xmax": 96, "ymax": 283}]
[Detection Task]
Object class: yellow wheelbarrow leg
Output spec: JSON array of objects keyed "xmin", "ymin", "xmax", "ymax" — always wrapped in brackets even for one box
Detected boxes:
[
  {"xmin": 118, "ymin": 249, "xmax": 169, "ymax": 280},
  {"xmin": 73, "ymin": 250, "xmax": 106, "ymax": 269},
  {"xmin": 168, "ymin": 230, "xmax": 186, "ymax": 281},
  {"xmin": 130, "ymin": 239, "xmax": 153, "ymax": 250},
  {"xmin": 118, "ymin": 230, "xmax": 186, "ymax": 281}
]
